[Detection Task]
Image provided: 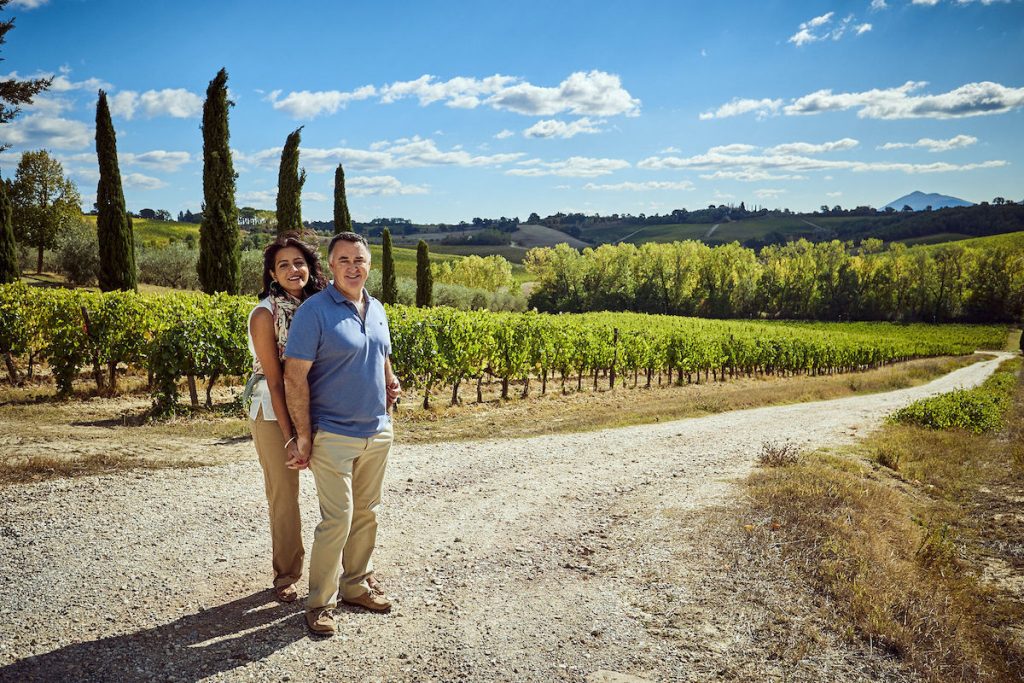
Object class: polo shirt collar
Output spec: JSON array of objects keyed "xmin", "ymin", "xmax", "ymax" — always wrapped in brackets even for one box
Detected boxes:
[{"xmin": 326, "ymin": 284, "xmax": 375, "ymax": 309}]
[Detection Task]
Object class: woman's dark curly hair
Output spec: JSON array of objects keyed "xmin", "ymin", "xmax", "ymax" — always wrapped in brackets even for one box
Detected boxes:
[{"xmin": 259, "ymin": 232, "xmax": 329, "ymax": 299}]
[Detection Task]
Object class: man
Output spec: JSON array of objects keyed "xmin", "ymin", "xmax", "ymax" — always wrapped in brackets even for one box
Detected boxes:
[{"xmin": 284, "ymin": 231, "xmax": 401, "ymax": 636}]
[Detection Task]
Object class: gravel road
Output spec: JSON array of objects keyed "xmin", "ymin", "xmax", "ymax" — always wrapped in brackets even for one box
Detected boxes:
[{"xmin": 0, "ymin": 353, "xmax": 1012, "ymax": 683}]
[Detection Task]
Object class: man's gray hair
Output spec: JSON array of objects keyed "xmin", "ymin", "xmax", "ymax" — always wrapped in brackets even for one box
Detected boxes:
[{"xmin": 328, "ymin": 231, "xmax": 369, "ymax": 257}]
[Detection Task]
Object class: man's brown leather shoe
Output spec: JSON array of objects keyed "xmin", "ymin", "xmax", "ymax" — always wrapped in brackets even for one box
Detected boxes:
[
  {"xmin": 342, "ymin": 591, "xmax": 392, "ymax": 613},
  {"xmin": 305, "ymin": 608, "xmax": 336, "ymax": 635}
]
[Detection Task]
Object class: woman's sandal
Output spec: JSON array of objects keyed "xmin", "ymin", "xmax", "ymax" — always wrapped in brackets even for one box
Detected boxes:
[{"xmin": 275, "ymin": 584, "xmax": 298, "ymax": 603}]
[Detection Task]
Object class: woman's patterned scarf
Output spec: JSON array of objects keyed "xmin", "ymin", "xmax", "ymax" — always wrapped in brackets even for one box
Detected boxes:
[{"xmin": 251, "ymin": 287, "xmax": 302, "ymax": 375}]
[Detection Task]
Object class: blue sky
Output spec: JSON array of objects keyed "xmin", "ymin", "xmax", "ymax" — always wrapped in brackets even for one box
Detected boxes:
[{"xmin": 2, "ymin": 0, "xmax": 1022, "ymax": 223}]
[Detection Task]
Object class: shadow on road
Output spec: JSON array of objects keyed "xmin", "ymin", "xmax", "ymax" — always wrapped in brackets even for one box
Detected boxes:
[{"xmin": 0, "ymin": 591, "xmax": 305, "ymax": 681}]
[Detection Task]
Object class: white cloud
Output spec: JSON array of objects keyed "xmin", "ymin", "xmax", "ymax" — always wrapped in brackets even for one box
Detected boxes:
[
  {"xmin": 705, "ymin": 80, "xmax": 1024, "ymax": 120},
  {"xmin": 108, "ymin": 91, "xmax": 139, "ymax": 119},
  {"xmin": 637, "ymin": 147, "xmax": 1007, "ymax": 175},
  {"xmin": 265, "ymin": 85, "xmax": 376, "ymax": 118},
  {"xmin": 269, "ymin": 70, "xmax": 641, "ymax": 120},
  {"xmin": 122, "ymin": 173, "xmax": 166, "ymax": 190},
  {"xmin": 699, "ymin": 170, "xmax": 807, "ymax": 182},
  {"xmin": 380, "ymin": 136, "xmax": 522, "ymax": 168},
  {"xmin": 237, "ymin": 190, "xmax": 277, "ymax": 205},
  {"xmin": 708, "ymin": 143, "xmax": 757, "ymax": 154},
  {"xmin": 582, "ymin": 180, "xmax": 695, "ymax": 192},
  {"xmin": 346, "ymin": 175, "xmax": 429, "ymax": 196},
  {"xmin": 912, "ymin": 0, "xmax": 940, "ymax": 5},
  {"xmin": 302, "ymin": 191, "xmax": 328, "ymax": 202},
  {"xmin": 379, "ymin": 74, "xmax": 517, "ymax": 108},
  {"xmin": 826, "ymin": 191, "xmax": 844, "ymax": 198},
  {"xmin": 120, "ymin": 150, "xmax": 192, "ymax": 171},
  {"xmin": 11, "ymin": 0, "xmax": 51, "ymax": 8},
  {"xmin": 23, "ymin": 95, "xmax": 74, "ymax": 116},
  {"xmin": 699, "ymin": 98, "xmax": 782, "ymax": 120},
  {"xmin": 487, "ymin": 70, "xmax": 641, "ymax": 117},
  {"xmin": 2, "ymin": 114, "xmax": 91, "ymax": 149},
  {"xmin": 871, "ymin": 0, "xmax": 888, "ymax": 9},
  {"xmin": 0, "ymin": 68, "xmax": 110, "ymax": 93},
  {"xmin": 788, "ymin": 11, "xmax": 871, "ymax": 46},
  {"xmin": 765, "ymin": 138, "xmax": 859, "ymax": 155},
  {"xmin": 506, "ymin": 156, "xmax": 630, "ymax": 178},
  {"xmin": 494, "ymin": 129, "xmax": 515, "ymax": 139},
  {"xmin": 245, "ymin": 136, "xmax": 523, "ymax": 173},
  {"xmin": 109, "ymin": 89, "xmax": 203, "ymax": 119},
  {"xmin": 522, "ymin": 117, "xmax": 603, "ymax": 139},
  {"xmin": 789, "ymin": 80, "xmax": 1024, "ymax": 119},
  {"xmin": 65, "ymin": 166, "xmax": 99, "ymax": 184},
  {"xmin": 788, "ymin": 12, "xmax": 834, "ymax": 46},
  {"xmin": 754, "ymin": 189, "xmax": 786, "ymax": 199},
  {"xmin": 660, "ymin": 146, "xmax": 681, "ymax": 154},
  {"xmin": 878, "ymin": 134, "xmax": 978, "ymax": 152}
]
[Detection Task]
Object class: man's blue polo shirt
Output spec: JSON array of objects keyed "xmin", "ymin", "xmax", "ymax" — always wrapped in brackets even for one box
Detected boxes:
[{"xmin": 284, "ymin": 286, "xmax": 392, "ymax": 438}]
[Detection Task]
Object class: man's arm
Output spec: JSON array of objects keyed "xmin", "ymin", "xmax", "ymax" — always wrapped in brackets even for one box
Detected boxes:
[{"xmin": 284, "ymin": 357, "xmax": 314, "ymax": 465}]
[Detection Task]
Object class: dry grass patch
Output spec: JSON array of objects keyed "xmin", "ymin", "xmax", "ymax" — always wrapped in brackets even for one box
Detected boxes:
[
  {"xmin": 746, "ymin": 360, "xmax": 1024, "ymax": 682},
  {"xmin": 0, "ymin": 453, "xmax": 204, "ymax": 485}
]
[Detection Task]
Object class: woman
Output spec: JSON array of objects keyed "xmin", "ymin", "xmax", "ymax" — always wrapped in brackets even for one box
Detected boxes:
[{"xmin": 247, "ymin": 232, "xmax": 328, "ymax": 603}]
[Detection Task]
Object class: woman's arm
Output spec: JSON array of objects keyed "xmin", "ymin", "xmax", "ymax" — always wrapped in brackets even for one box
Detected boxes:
[{"xmin": 250, "ymin": 308, "xmax": 294, "ymax": 442}]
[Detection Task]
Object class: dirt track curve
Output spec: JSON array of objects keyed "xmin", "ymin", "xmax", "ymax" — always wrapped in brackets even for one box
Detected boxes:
[{"xmin": 0, "ymin": 353, "xmax": 1013, "ymax": 683}]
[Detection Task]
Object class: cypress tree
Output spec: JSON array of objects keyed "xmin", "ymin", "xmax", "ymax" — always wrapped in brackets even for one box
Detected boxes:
[
  {"xmin": 415, "ymin": 239, "xmax": 433, "ymax": 307},
  {"xmin": 334, "ymin": 163, "xmax": 352, "ymax": 233},
  {"xmin": 381, "ymin": 227, "xmax": 398, "ymax": 304},
  {"xmin": 197, "ymin": 68, "xmax": 240, "ymax": 294},
  {"xmin": 95, "ymin": 90, "xmax": 137, "ymax": 292},
  {"xmin": 276, "ymin": 126, "xmax": 305, "ymax": 234},
  {"xmin": 0, "ymin": 175, "xmax": 17, "ymax": 284}
]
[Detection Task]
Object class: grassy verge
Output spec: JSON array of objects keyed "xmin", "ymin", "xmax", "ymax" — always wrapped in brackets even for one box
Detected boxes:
[{"xmin": 746, "ymin": 357, "xmax": 1024, "ymax": 682}]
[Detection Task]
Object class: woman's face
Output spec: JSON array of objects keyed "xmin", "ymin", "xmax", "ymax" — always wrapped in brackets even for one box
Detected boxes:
[{"xmin": 270, "ymin": 245, "xmax": 310, "ymax": 297}]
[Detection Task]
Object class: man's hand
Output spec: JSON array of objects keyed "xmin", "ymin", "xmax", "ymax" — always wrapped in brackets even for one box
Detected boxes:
[
  {"xmin": 286, "ymin": 435, "xmax": 312, "ymax": 470},
  {"xmin": 386, "ymin": 377, "xmax": 402, "ymax": 408}
]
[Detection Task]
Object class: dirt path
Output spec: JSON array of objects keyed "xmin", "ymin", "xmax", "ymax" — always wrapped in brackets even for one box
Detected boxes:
[{"xmin": 0, "ymin": 353, "xmax": 1012, "ymax": 682}]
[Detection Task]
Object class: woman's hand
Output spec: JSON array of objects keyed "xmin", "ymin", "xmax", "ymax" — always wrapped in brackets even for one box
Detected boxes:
[{"xmin": 285, "ymin": 437, "xmax": 309, "ymax": 470}]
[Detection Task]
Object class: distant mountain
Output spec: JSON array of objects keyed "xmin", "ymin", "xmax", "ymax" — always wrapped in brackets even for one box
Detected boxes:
[{"xmin": 884, "ymin": 191, "xmax": 974, "ymax": 211}]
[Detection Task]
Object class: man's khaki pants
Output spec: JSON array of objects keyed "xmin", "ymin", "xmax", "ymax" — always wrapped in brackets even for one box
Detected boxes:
[
  {"xmin": 306, "ymin": 423, "xmax": 392, "ymax": 612},
  {"xmin": 250, "ymin": 410, "xmax": 304, "ymax": 588}
]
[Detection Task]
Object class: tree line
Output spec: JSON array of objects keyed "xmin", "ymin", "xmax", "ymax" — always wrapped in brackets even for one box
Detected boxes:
[{"xmin": 524, "ymin": 238, "xmax": 1024, "ymax": 323}]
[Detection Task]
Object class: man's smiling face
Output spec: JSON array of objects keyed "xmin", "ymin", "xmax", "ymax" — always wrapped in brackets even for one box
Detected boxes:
[{"xmin": 329, "ymin": 239, "xmax": 371, "ymax": 301}]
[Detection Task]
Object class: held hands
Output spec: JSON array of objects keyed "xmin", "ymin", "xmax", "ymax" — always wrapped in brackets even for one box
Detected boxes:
[{"xmin": 285, "ymin": 435, "xmax": 311, "ymax": 470}]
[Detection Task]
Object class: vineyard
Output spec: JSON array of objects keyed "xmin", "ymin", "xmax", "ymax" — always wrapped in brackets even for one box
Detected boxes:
[{"xmin": 0, "ymin": 282, "xmax": 1007, "ymax": 414}]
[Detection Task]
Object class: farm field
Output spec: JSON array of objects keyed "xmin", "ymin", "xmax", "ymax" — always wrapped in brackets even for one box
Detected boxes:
[
  {"xmin": 0, "ymin": 351, "xmax": 1015, "ymax": 681},
  {"xmin": 424, "ymin": 242, "xmax": 532, "ymax": 264}
]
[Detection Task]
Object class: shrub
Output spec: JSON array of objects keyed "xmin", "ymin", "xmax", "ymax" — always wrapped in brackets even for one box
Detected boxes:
[
  {"xmin": 889, "ymin": 372, "xmax": 1015, "ymax": 433},
  {"xmin": 137, "ymin": 243, "xmax": 200, "ymax": 290},
  {"xmin": 54, "ymin": 220, "xmax": 100, "ymax": 286},
  {"xmin": 239, "ymin": 249, "xmax": 264, "ymax": 296},
  {"xmin": 757, "ymin": 439, "xmax": 801, "ymax": 467}
]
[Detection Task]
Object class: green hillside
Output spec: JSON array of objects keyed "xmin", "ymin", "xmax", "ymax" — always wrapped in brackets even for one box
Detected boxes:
[
  {"xmin": 918, "ymin": 230, "xmax": 1024, "ymax": 251},
  {"xmin": 82, "ymin": 215, "xmax": 200, "ymax": 246}
]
